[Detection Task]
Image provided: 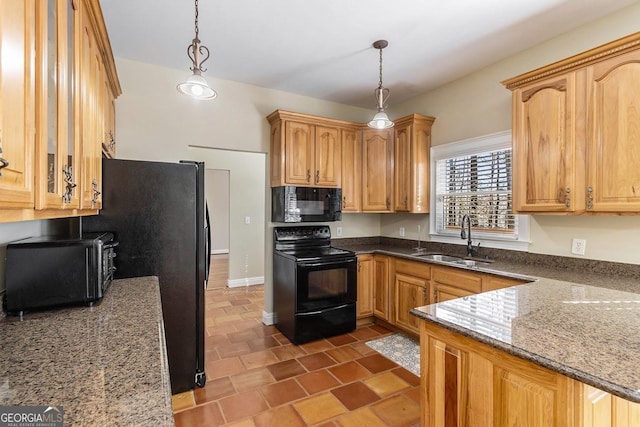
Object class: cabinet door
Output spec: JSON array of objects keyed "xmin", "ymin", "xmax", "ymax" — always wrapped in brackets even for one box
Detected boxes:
[
  {"xmin": 284, "ymin": 121, "xmax": 314, "ymax": 186},
  {"xmin": 582, "ymin": 384, "xmax": 640, "ymax": 427},
  {"xmin": 432, "ymin": 266, "xmax": 482, "ymax": 294},
  {"xmin": 356, "ymin": 254, "xmax": 373, "ymax": 318},
  {"xmin": 0, "ymin": 0, "xmax": 35, "ymax": 209},
  {"xmin": 341, "ymin": 128, "xmax": 361, "ymax": 212},
  {"xmin": 427, "ymin": 336, "xmax": 470, "ymax": 426},
  {"xmin": 372, "ymin": 255, "xmax": 389, "ymax": 320},
  {"xmin": 394, "ymin": 123, "xmax": 411, "ymax": 212},
  {"xmin": 314, "ymin": 125, "xmax": 340, "ymax": 187},
  {"xmin": 79, "ymin": 2, "xmax": 101, "ymax": 209},
  {"xmin": 512, "ymin": 74, "xmax": 579, "ymax": 212},
  {"xmin": 587, "ymin": 50, "xmax": 640, "ymax": 212},
  {"xmin": 394, "ymin": 273, "xmax": 427, "ymax": 335},
  {"xmin": 362, "ymin": 128, "xmax": 393, "ymax": 212},
  {"xmin": 35, "ymin": 0, "xmax": 80, "ymax": 210}
]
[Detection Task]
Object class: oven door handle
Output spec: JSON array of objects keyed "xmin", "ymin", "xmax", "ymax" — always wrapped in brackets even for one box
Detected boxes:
[
  {"xmin": 297, "ymin": 304, "xmax": 351, "ymax": 317},
  {"xmin": 298, "ymin": 258, "xmax": 356, "ymax": 268}
]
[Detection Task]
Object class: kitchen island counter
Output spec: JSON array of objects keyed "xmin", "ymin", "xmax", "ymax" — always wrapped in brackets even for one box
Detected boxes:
[
  {"xmin": 411, "ymin": 278, "xmax": 640, "ymax": 404},
  {"xmin": 0, "ymin": 276, "xmax": 173, "ymax": 426}
]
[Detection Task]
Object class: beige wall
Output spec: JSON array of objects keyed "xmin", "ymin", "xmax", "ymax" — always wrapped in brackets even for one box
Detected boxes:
[
  {"xmin": 113, "ymin": 58, "xmax": 377, "ymax": 311},
  {"xmin": 383, "ymin": 2, "xmax": 640, "ymax": 265},
  {"xmin": 205, "ymin": 169, "xmax": 230, "ymax": 253}
]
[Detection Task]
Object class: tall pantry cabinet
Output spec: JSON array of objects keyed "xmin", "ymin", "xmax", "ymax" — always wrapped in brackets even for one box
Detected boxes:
[{"xmin": 0, "ymin": 0, "xmax": 121, "ymax": 223}]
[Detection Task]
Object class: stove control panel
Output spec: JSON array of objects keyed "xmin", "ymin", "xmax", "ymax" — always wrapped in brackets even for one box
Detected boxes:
[{"xmin": 274, "ymin": 225, "xmax": 331, "ymax": 242}]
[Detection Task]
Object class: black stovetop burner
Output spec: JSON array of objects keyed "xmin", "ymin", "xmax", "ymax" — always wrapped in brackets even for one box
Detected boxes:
[{"xmin": 273, "ymin": 225, "xmax": 354, "ymax": 261}]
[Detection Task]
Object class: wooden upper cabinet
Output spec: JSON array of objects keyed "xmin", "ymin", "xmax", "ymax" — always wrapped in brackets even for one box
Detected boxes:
[
  {"xmin": 284, "ymin": 121, "xmax": 314, "ymax": 185},
  {"xmin": 341, "ymin": 128, "xmax": 361, "ymax": 212},
  {"xmin": 267, "ymin": 110, "xmax": 349, "ymax": 188},
  {"xmin": 0, "ymin": 0, "xmax": 120, "ymax": 222},
  {"xmin": 393, "ymin": 114, "xmax": 434, "ymax": 213},
  {"xmin": 35, "ymin": 0, "xmax": 81, "ymax": 210},
  {"xmin": 504, "ymin": 31, "xmax": 640, "ymax": 214},
  {"xmin": 511, "ymin": 74, "xmax": 579, "ymax": 213},
  {"xmin": 0, "ymin": 0, "xmax": 36, "ymax": 211},
  {"xmin": 314, "ymin": 125, "xmax": 341, "ymax": 187},
  {"xmin": 586, "ymin": 49, "xmax": 640, "ymax": 212},
  {"xmin": 362, "ymin": 128, "xmax": 394, "ymax": 212}
]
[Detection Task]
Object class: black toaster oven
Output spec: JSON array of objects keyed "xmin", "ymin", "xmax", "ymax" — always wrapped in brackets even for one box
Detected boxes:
[{"xmin": 4, "ymin": 232, "xmax": 118, "ymax": 314}]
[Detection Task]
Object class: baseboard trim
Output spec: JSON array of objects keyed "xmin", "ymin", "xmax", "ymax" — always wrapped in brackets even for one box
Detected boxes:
[
  {"xmin": 211, "ymin": 249, "xmax": 229, "ymax": 255},
  {"xmin": 262, "ymin": 311, "xmax": 276, "ymax": 326},
  {"xmin": 227, "ymin": 276, "xmax": 264, "ymax": 288}
]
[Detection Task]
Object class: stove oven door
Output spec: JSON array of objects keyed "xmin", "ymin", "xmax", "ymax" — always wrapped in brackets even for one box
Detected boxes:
[{"xmin": 295, "ymin": 256, "xmax": 357, "ymax": 313}]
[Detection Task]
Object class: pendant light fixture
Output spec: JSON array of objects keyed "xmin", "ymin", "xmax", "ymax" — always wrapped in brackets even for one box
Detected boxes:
[
  {"xmin": 177, "ymin": 0, "xmax": 217, "ymax": 100},
  {"xmin": 367, "ymin": 40, "xmax": 394, "ymax": 129}
]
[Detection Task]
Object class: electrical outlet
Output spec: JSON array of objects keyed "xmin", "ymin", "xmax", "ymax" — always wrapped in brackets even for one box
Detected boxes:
[
  {"xmin": 571, "ymin": 238, "xmax": 586, "ymax": 255},
  {"xmin": 244, "ymin": 216, "xmax": 251, "ymax": 225},
  {"xmin": 399, "ymin": 227, "xmax": 405, "ymax": 237},
  {"xmin": 336, "ymin": 226, "xmax": 343, "ymax": 237}
]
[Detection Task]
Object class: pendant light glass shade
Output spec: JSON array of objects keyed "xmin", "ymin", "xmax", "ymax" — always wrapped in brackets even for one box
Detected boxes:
[
  {"xmin": 368, "ymin": 40, "xmax": 394, "ymax": 129},
  {"xmin": 177, "ymin": 71, "xmax": 217, "ymax": 100},
  {"xmin": 368, "ymin": 111, "xmax": 394, "ymax": 129},
  {"xmin": 177, "ymin": 0, "xmax": 217, "ymax": 100}
]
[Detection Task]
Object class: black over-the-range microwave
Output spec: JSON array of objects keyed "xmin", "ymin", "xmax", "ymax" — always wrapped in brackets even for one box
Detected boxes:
[
  {"xmin": 272, "ymin": 186, "xmax": 342, "ymax": 223},
  {"xmin": 4, "ymin": 232, "xmax": 118, "ymax": 314}
]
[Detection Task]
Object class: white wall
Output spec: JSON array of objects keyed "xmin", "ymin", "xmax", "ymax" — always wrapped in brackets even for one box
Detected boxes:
[{"xmin": 383, "ymin": 2, "xmax": 640, "ymax": 265}]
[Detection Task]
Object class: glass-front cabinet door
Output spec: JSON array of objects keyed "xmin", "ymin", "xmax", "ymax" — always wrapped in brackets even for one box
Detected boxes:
[
  {"xmin": 35, "ymin": 0, "xmax": 80, "ymax": 210},
  {"xmin": 0, "ymin": 0, "xmax": 36, "ymax": 210}
]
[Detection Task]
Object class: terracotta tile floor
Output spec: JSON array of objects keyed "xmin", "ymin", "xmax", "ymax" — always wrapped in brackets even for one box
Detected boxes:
[{"xmin": 171, "ymin": 285, "xmax": 421, "ymax": 426}]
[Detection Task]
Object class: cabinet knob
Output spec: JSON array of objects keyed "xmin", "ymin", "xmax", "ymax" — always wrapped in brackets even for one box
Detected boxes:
[
  {"xmin": 404, "ymin": 196, "xmax": 408, "ymax": 209},
  {"xmin": 315, "ymin": 170, "xmax": 320, "ymax": 184},
  {"xmin": 586, "ymin": 186, "xmax": 593, "ymax": 210},
  {"xmin": 564, "ymin": 187, "xmax": 571, "ymax": 209},
  {"xmin": 306, "ymin": 169, "xmax": 311, "ymax": 183},
  {"xmin": 386, "ymin": 197, "xmax": 390, "ymax": 209}
]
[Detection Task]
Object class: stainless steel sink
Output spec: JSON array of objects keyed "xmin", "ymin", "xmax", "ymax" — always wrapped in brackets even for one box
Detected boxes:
[
  {"xmin": 453, "ymin": 259, "xmax": 490, "ymax": 267},
  {"xmin": 411, "ymin": 253, "xmax": 463, "ymax": 262}
]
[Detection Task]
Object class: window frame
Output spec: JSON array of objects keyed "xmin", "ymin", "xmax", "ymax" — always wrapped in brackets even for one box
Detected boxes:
[{"xmin": 429, "ymin": 130, "xmax": 530, "ymax": 252}]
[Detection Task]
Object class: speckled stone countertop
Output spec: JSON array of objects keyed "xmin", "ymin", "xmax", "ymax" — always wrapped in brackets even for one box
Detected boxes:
[
  {"xmin": 0, "ymin": 276, "xmax": 174, "ymax": 426},
  {"xmin": 410, "ymin": 280, "xmax": 640, "ymax": 403},
  {"xmin": 332, "ymin": 238, "xmax": 640, "ymax": 402}
]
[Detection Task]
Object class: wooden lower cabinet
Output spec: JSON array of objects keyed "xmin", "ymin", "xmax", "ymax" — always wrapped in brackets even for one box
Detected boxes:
[
  {"xmin": 372, "ymin": 255, "xmax": 390, "ymax": 321},
  {"xmin": 421, "ymin": 321, "xmax": 640, "ymax": 427},
  {"xmin": 356, "ymin": 254, "xmax": 373, "ymax": 318},
  {"xmin": 393, "ymin": 259, "xmax": 430, "ymax": 335}
]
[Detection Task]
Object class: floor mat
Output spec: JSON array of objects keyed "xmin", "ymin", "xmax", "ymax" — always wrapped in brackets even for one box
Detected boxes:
[{"xmin": 366, "ymin": 333, "xmax": 420, "ymax": 376}]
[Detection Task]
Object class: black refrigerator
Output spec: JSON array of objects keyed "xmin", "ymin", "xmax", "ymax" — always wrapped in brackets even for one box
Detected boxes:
[{"xmin": 81, "ymin": 158, "xmax": 210, "ymax": 394}]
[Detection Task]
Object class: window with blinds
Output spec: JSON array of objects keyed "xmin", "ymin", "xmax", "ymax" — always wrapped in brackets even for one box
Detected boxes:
[
  {"xmin": 430, "ymin": 131, "xmax": 527, "ymax": 247},
  {"xmin": 435, "ymin": 149, "xmax": 514, "ymax": 235}
]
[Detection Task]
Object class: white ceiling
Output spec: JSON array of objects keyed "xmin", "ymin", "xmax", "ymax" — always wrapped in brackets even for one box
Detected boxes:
[{"xmin": 101, "ymin": 0, "xmax": 638, "ymax": 108}]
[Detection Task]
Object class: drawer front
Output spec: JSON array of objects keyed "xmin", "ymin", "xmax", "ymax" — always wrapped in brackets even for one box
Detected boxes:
[
  {"xmin": 432, "ymin": 266, "xmax": 482, "ymax": 293},
  {"xmin": 394, "ymin": 259, "xmax": 431, "ymax": 280}
]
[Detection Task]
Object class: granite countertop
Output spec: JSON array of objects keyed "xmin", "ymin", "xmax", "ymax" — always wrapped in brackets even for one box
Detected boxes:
[
  {"xmin": 410, "ymin": 280, "xmax": 640, "ymax": 403},
  {"xmin": 334, "ymin": 240, "xmax": 640, "ymax": 294},
  {"xmin": 333, "ymin": 239, "xmax": 640, "ymax": 402},
  {"xmin": 0, "ymin": 276, "xmax": 174, "ymax": 426}
]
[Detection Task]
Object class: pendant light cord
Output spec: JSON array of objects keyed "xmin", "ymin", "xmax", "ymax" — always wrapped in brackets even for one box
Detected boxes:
[
  {"xmin": 378, "ymin": 47, "xmax": 384, "ymax": 90},
  {"xmin": 194, "ymin": 0, "xmax": 200, "ymax": 41}
]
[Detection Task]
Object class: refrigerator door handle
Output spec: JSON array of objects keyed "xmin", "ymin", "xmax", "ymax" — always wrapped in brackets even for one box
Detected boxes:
[{"xmin": 205, "ymin": 202, "xmax": 211, "ymax": 282}]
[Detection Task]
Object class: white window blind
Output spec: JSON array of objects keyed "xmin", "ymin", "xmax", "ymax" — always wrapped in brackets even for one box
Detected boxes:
[
  {"xmin": 435, "ymin": 148, "xmax": 515, "ymax": 235},
  {"xmin": 430, "ymin": 131, "xmax": 529, "ymax": 249}
]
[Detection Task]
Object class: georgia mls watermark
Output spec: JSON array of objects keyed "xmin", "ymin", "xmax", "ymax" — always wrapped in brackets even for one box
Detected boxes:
[{"xmin": 0, "ymin": 406, "xmax": 64, "ymax": 427}]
